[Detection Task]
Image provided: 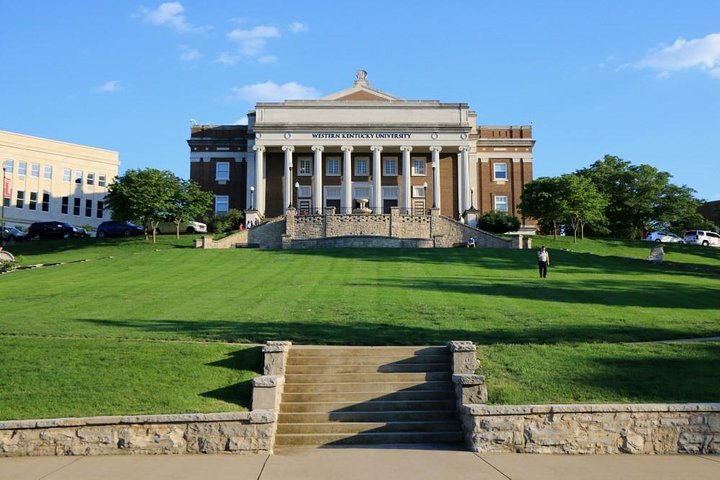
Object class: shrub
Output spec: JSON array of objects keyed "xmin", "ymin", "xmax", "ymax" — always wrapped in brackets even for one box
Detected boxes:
[
  {"xmin": 478, "ymin": 211, "xmax": 521, "ymax": 233},
  {"xmin": 207, "ymin": 209, "xmax": 245, "ymax": 234}
]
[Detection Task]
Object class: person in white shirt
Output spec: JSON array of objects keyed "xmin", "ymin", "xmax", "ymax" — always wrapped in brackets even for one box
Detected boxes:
[{"xmin": 537, "ymin": 246, "xmax": 550, "ymax": 278}]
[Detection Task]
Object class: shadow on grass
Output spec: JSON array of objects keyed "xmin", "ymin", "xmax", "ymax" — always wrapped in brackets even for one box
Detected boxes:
[
  {"xmin": 79, "ymin": 318, "xmax": 720, "ymax": 346},
  {"xmin": 199, "ymin": 346, "xmax": 262, "ymax": 409}
]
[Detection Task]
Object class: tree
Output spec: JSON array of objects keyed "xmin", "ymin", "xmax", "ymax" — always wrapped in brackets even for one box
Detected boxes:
[
  {"xmin": 166, "ymin": 179, "xmax": 214, "ymax": 239},
  {"xmin": 477, "ymin": 211, "xmax": 520, "ymax": 234},
  {"xmin": 559, "ymin": 174, "xmax": 607, "ymax": 242},
  {"xmin": 519, "ymin": 177, "xmax": 568, "ymax": 239},
  {"xmin": 105, "ymin": 169, "xmax": 182, "ymax": 243}
]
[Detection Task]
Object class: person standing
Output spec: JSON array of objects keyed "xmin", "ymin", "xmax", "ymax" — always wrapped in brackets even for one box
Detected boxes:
[{"xmin": 537, "ymin": 246, "xmax": 550, "ymax": 278}]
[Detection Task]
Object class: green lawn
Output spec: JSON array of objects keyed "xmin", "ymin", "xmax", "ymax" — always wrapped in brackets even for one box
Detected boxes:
[{"xmin": 1, "ymin": 236, "xmax": 719, "ymax": 418}]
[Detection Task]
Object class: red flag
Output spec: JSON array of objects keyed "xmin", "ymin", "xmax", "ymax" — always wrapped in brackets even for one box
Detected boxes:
[{"xmin": 3, "ymin": 175, "xmax": 11, "ymax": 199}]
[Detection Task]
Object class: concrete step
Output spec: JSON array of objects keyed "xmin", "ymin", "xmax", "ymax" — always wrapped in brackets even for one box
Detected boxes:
[
  {"xmin": 287, "ymin": 354, "xmax": 451, "ymax": 366},
  {"xmin": 282, "ymin": 390, "xmax": 455, "ymax": 404},
  {"xmin": 290, "ymin": 346, "xmax": 448, "ymax": 357},
  {"xmin": 279, "ymin": 410, "xmax": 459, "ymax": 424},
  {"xmin": 281, "ymin": 399, "xmax": 456, "ymax": 413},
  {"xmin": 284, "ymin": 372, "xmax": 451, "ymax": 383},
  {"xmin": 277, "ymin": 421, "xmax": 461, "ymax": 435},
  {"xmin": 285, "ymin": 363, "xmax": 449, "ymax": 375},
  {"xmin": 283, "ymin": 381, "xmax": 452, "ymax": 394},
  {"xmin": 275, "ymin": 431, "xmax": 464, "ymax": 446}
]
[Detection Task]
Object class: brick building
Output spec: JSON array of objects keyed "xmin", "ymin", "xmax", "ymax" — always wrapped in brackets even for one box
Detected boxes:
[{"xmin": 189, "ymin": 71, "xmax": 534, "ymax": 226}]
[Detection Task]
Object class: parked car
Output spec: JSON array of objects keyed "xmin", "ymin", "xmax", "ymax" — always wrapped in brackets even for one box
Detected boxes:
[
  {"xmin": 683, "ymin": 230, "xmax": 720, "ymax": 247},
  {"xmin": 155, "ymin": 220, "xmax": 207, "ymax": 234},
  {"xmin": 644, "ymin": 231, "xmax": 684, "ymax": 244},
  {"xmin": 96, "ymin": 221, "xmax": 144, "ymax": 238},
  {"xmin": 27, "ymin": 221, "xmax": 88, "ymax": 240},
  {"xmin": 1, "ymin": 226, "xmax": 28, "ymax": 242}
]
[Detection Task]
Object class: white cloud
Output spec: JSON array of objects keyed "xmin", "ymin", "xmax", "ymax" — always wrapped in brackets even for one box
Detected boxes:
[
  {"xmin": 235, "ymin": 116, "xmax": 249, "ymax": 125},
  {"xmin": 139, "ymin": 2, "xmax": 210, "ymax": 32},
  {"xmin": 227, "ymin": 81, "xmax": 321, "ymax": 103},
  {"xmin": 289, "ymin": 22, "xmax": 307, "ymax": 33},
  {"xmin": 258, "ymin": 55, "xmax": 277, "ymax": 64},
  {"xmin": 228, "ymin": 25, "xmax": 279, "ymax": 57},
  {"xmin": 179, "ymin": 45, "xmax": 201, "ymax": 61},
  {"xmin": 215, "ymin": 52, "xmax": 240, "ymax": 65},
  {"xmin": 95, "ymin": 80, "xmax": 122, "ymax": 93},
  {"xmin": 636, "ymin": 32, "xmax": 720, "ymax": 78}
]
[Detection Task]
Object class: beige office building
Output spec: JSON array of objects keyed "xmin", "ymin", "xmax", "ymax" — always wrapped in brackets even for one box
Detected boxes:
[{"xmin": 1, "ymin": 130, "xmax": 120, "ymax": 229}]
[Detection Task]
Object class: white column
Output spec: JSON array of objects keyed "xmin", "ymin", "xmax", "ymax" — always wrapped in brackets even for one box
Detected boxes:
[
  {"xmin": 430, "ymin": 146, "xmax": 442, "ymax": 210},
  {"xmin": 341, "ymin": 145, "xmax": 353, "ymax": 214},
  {"xmin": 371, "ymin": 145, "xmax": 383, "ymax": 214},
  {"xmin": 312, "ymin": 145, "xmax": 324, "ymax": 214},
  {"xmin": 252, "ymin": 145, "xmax": 265, "ymax": 216},
  {"xmin": 459, "ymin": 146, "xmax": 470, "ymax": 213},
  {"xmin": 401, "ymin": 145, "xmax": 412, "ymax": 214},
  {"xmin": 282, "ymin": 145, "xmax": 294, "ymax": 213}
]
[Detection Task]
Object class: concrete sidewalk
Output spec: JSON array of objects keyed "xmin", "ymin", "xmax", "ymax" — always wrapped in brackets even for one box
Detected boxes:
[{"xmin": 1, "ymin": 448, "xmax": 719, "ymax": 480}]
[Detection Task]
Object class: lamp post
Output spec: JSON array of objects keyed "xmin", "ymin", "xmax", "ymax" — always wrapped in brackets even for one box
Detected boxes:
[
  {"xmin": 294, "ymin": 181, "xmax": 300, "ymax": 213},
  {"xmin": 249, "ymin": 185, "xmax": 255, "ymax": 210},
  {"xmin": 423, "ymin": 181, "xmax": 428, "ymax": 215},
  {"xmin": 431, "ymin": 165, "xmax": 436, "ymax": 208}
]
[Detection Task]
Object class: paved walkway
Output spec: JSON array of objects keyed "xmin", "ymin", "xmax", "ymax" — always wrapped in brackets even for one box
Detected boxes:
[{"xmin": 1, "ymin": 448, "xmax": 719, "ymax": 480}]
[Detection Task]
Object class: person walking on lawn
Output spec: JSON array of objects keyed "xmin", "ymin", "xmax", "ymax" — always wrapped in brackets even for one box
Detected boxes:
[{"xmin": 537, "ymin": 246, "xmax": 550, "ymax": 278}]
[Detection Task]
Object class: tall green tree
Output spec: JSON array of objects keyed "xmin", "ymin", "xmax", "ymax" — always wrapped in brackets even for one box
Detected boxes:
[
  {"xmin": 166, "ymin": 179, "xmax": 214, "ymax": 239},
  {"xmin": 105, "ymin": 169, "xmax": 181, "ymax": 243},
  {"xmin": 519, "ymin": 177, "xmax": 568, "ymax": 239},
  {"xmin": 559, "ymin": 174, "xmax": 607, "ymax": 242}
]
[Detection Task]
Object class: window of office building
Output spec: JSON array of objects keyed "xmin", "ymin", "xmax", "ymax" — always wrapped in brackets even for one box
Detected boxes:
[
  {"xmin": 411, "ymin": 158, "xmax": 425, "ymax": 176},
  {"xmin": 215, "ymin": 195, "xmax": 229, "ymax": 214},
  {"xmin": 63, "ymin": 168, "xmax": 71, "ymax": 182},
  {"xmin": 493, "ymin": 162, "xmax": 507, "ymax": 180},
  {"xmin": 44, "ymin": 165, "xmax": 53, "ymax": 179},
  {"xmin": 42, "ymin": 193, "xmax": 50, "ymax": 212},
  {"xmin": 298, "ymin": 157, "xmax": 312, "ymax": 176},
  {"xmin": 16, "ymin": 190, "xmax": 24, "ymax": 208},
  {"xmin": 96, "ymin": 201, "xmax": 104, "ymax": 218},
  {"xmin": 87, "ymin": 172, "xmax": 95, "ymax": 185},
  {"xmin": 61, "ymin": 196, "xmax": 69, "ymax": 214},
  {"xmin": 29, "ymin": 192, "xmax": 38, "ymax": 210},
  {"xmin": 98, "ymin": 174, "xmax": 107, "ymax": 187},
  {"xmin": 18, "ymin": 162, "xmax": 27, "ymax": 176},
  {"xmin": 75, "ymin": 170, "xmax": 83, "ymax": 184},
  {"xmin": 383, "ymin": 157, "xmax": 398, "ymax": 176},
  {"xmin": 31, "ymin": 163, "xmax": 40, "ymax": 177},
  {"xmin": 2, "ymin": 159, "xmax": 13, "ymax": 173},
  {"xmin": 73, "ymin": 197, "xmax": 81, "ymax": 216},
  {"xmin": 216, "ymin": 162, "xmax": 230, "ymax": 181},
  {"xmin": 494, "ymin": 195, "xmax": 509, "ymax": 212},
  {"xmin": 85, "ymin": 199, "xmax": 92, "ymax": 217},
  {"xmin": 326, "ymin": 157, "xmax": 340, "ymax": 176},
  {"xmin": 355, "ymin": 157, "xmax": 369, "ymax": 176}
]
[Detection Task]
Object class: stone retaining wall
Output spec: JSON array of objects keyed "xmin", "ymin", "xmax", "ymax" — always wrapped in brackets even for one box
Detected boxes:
[
  {"xmin": 461, "ymin": 403, "xmax": 720, "ymax": 454},
  {"xmin": 291, "ymin": 236, "xmax": 433, "ymax": 249},
  {"xmin": 0, "ymin": 411, "xmax": 276, "ymax": 456}
]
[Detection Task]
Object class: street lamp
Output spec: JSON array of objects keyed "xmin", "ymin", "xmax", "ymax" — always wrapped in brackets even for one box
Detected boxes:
[
  {"xmin": 431, "ymin": 165, "xmax": 436, "ymax": 208},
  {"xmin": 249, "ymin": 185, "xmax": 255, "ymax": 210},
  {"xmin": 423, "ymin": 181, "xmax": 428, "ymax": 214},
  {"xmin": 294, "ymin": 181, "xmax": 300, "ymax": 212}
]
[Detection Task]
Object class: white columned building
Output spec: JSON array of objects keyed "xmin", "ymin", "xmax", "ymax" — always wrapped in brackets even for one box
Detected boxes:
[
  {"xmin": 282, "ymin": 145, "xmax": 294, "ymax": 212},
  {"xmin": 312, "ymin": 145, "xmax": 324, "ymax": 214},
  {"xmin": 400, "ymin": 145, "xmax": 412, "ymax": 214},
  {"xmin": 371, "ymin": 145, "xmax": 383, "ymax": 213},
  {"xmin": 341, "ymin": 145, "xmax": 353, "ymax": 214},
  {"xmin": 252, "ymin": 145, "xmax": 266, "ymax": 215},
  {"xmin": 430, "ymin": 145, "xmax": 442, "ymax": 210}
]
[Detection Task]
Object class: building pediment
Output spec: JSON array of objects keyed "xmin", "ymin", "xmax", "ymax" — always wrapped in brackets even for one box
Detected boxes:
[{"xmin": 322, "ymin": 70, "xmax": 402, "ymax": 101}]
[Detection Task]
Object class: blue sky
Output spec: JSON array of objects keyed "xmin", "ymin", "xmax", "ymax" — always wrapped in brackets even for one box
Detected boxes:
[{"xmin": 2, "ymin": 0, "xmax": 719, "ymax": 200}]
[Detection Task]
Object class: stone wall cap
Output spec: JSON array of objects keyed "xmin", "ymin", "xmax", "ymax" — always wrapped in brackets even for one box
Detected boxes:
[
  {"xmin": 0, "ymin": 411, "xmax": 258, "ymax": 430},
  {"xmin": 252, "ymin": 375, "xmax": 285, "ymax": 387},
  {"xmin": 452, "ymin": 374, "xmax": 485, "ymax": 385},
  {"xmin": 463, "ymin": 403, "xmax": 720, "ymax": 416},
  {"xmin": 448, "ymin": 340, "xmax": 476, "ymax": 352},
  {"xmin": 263, "ymin": 341, "xmax": 292, "ymax": 353}
]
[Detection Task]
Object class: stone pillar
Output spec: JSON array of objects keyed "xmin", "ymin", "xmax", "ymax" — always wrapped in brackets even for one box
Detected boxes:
[
  {"xmin": 371, "ymin": 145, "xmax": 383, "ymax": 214},
  {"xmin": 401, "ymin": 145, "xmax": 412, "ymax": 214},
  {"xmin": 312, "ymin": 145, "xmax": 324, "ymax": 214},
  {"xmin": 253, "ymin": 145, "xmax": 266, "ymax": 216},
  {"xmin": 341, "ymin": 145, "xmax": 353, "ymax": 214},
  {"xmin": 282, "ymin": 145, "xmax": 294, "ymax": 213},
  {"xmin": 262, "ymin": 341, "xmax": 292, "ymax": 376},
  {"xmin": 459, "ymin": 146, "xmax": 470, "ymax": 214},
  {"xmin": 448, "ymin": 340, "xmax": 478, "ymax": 374},
  {"xmin": 251, "ymin": 375, "xmax": 285, "ymax": 410},
  {"xmin": 430, "ymin": 146, "xmax": 442, "ymax": 210}
]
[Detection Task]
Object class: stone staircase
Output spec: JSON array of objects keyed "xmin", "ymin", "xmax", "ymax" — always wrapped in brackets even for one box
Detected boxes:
[{"xmin": 275, "ymin": 346, "xmax": 463, "ymax": 447}]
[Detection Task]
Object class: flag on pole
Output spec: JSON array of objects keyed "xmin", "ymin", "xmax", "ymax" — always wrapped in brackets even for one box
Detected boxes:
[{"xmin": 3, "ymin": 175, "xmax": 11, "ymax": 199}]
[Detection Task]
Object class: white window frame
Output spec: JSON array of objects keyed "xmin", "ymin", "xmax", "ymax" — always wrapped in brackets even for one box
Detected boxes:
[
  {"xmin": 215, "ymin": 162, "xmax": 230, "ymax": 181},
  {"xmin": 75, "ymin": 170, "xmax": 83, "ymax": 184},
  {"xmin": 383, "ymin": 157, "xmax": 398, "ymax": 176},
  {"xmin": 31, "ymin": 163, "xmax": 40, "ymax": 177},
  {"xmin": 297, "ymin": 157, "xmax": 312, "ymax": 176},
  {"xmin": 326, "ymin": 157, "xmax": 340, "ymax": 176},
  {"xmin": 494, "ymin": 195, "xmax": 509, "ymax": 212},
  {"xmin": 411, "ymin": 157, "xmax": 426, "ymax": 176},
  {"xmin": 63, "ymin": 168, "xmax": 72, "ymax": 182},
  {"xmin": 98, "ymin": 174, "xmax": 107, "ymax": 187},
  {"xmin": 18, "ymin": 161, "xmax": 27, "ymax": 177},
  {"xmin": 493, "ymin": 162, "xmax": 508, "ymax": 181},
  {"xmin": 44, "ymin": 165, "xmax": 53, "ymax": 180},
  {"xmin": 354, "ymin": 157, "xmax": 369, "ymax": 177},
  {"xmin": 382, "ymin": 186, "xmax": 399, "ymax": 200},
  {"xmin": 2, "ymin": 159, "xmax": 13, "ymax": 172},
  {"xmin": 353, "ymin": 185, "xmax": 371, "ymax": 200},
  {"xmin": 412, "ymin": 185, "xmax": 426, "ymax": 198},
  {"xmin": 297, "ymin": 185, "xmax": 311, "ymax": 198},
  {"xmin": 87, "ymin": 172, "xmax": 95, "ymax": 185},
  {"xmin": 324, "ymin": 186, "xmax": 341, "ymax": 199},
  {"xmin": 215, "ymin": 195, "xmax": 229, "ymax": 214}
]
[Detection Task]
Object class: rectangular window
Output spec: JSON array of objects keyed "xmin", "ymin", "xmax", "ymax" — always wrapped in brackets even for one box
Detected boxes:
[
  {"xmin": 29, "ymin": 192, "xmax": 38, "ymax": 210},
  {"xmin": 85, "ymin": 199, "xmax": 92, "ymax": 217},
  {"xmin": 297, "ymin": 186, "xmax": 311, "ymax": 198},
  {"xmin": 383, "ymin": 157, "xmax": 398, "ymax": 176},
  {"xmin": 297, "ymin": 157, "xmax": 312, "ymax": 176},
  {"xmin": 16, "ymin": 190, "xmax": 24, "ymax": 208},
  {"xmin": 412, "ymin": 185, "xmax": 426, "ymax": 198},
  {"xmin": 31, "ymin": 163, "xmax": 40, "ymax": 177},
  {"xmin": 87, "ymin": 172, "xmax": 95, "ymax": 185},
  {"xmin": 61, "ymin": 196, "xmax": 69, "ymax": 214},
  {"xmin": 2, "ymin": 159, "xmax": 13, "ymax": 173},
  {"xmin": 325, "ymin": 186, "xmax": 341, "ymax": 199},
  {"xmin": 42, "ymin": 192, "xmax": 50, "ymax": 212},
  {"xmin": 215, "ymin": 195, "xmax": 229, "ymax": 214},
  {"xmin": 215, "ymin": 162, "xmax": 230, "ymax": 181},
  {"xmin": 411, "ymin": 157, "xmax": 426, "ymax": 176},
  {"xmin": 18, "ymin": 162, "xmax": 27, "ymax": 176},
  {"xmin": 494, "ymin": 162, "xmax": 508, "ymax": 180},
  {"xmin": 98, "ymin": 174, "xmax": 107, "ymax": 187},
  {"xmin": 354, "ymin": 157, "xmax": 369, "ymax": 176},
  {"xmin": 382, "ymin": 186, "xmax": 399, "ymax": 199},
  {"xmin": 494, "ymin": 195, "xmax": 509, "ymax": 212},
  {"xmin": 63, "ymin": 168, "xmax": 72, "ymax": 182},
  {"xmin": 44, "ymin": 165, "xmax": 53, "ymax": 179},
  {"xmin": 73, "ymin": 197, "xmax": 81, "ymax": 216},
  {"xmin": 75, "ymin": 170, "xmax": 83, "ymax": 184},
  {"xmin": 326, "ymin": 157, "xmax": 340, "ymax": 176},
  {"xmin": 96, "ymin": 201, "xmax": 105, "ymax": 218},
  {"xmin": 353, "ymin": 187, "xmax": 370, "ymax": 199}
]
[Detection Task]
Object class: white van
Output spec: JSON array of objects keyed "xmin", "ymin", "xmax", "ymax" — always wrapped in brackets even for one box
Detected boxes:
[
  {"xmin": 683, "ymin": 230, "xmax": 720, "ymax": 247},
  {"xmin": 156, "ymin": 220, "xmax": 207, "ymax": 234}
]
